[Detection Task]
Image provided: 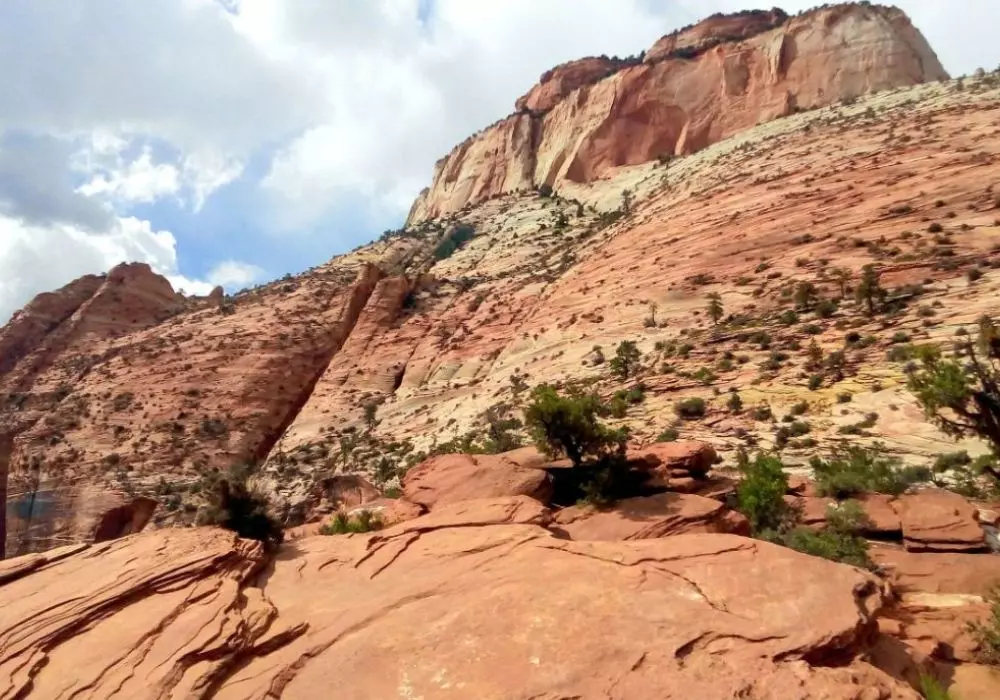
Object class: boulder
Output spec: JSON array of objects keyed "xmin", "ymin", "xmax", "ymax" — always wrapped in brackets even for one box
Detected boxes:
[
  {"xmin": 856, "ymin": 493, "xmax": 902, "ymax": 536},
  {"xmin": 346, "ymin": 497, "xmax": 425, "ymax": 527},
  {"xmin": 313, "ymin": 474, "xmax": 380, "ymax": 510},
  {"xmin": 0, "ymin": 526, "xmax": 918, "ymax": 699},
  {"xmin": 402, "ymin": 453, "xmax": 554, "ymax": 509},
  {"xmin": 897, "ymin": 490, "xmax": 987, "ymax": 553},
  {"xmin": 786, "ymin": 495, "xmax": 836, "ymax": 528},
  {"xmin": 550, "ymin": 492, "xmax": 750, "ymax": 541},
  {"xmin": 627, "ymin": 441, "xmax": 717, "ymax": 477},
  {"xmin": 499, "ymin": 445, "xmax": 573, "ymax": 470}
]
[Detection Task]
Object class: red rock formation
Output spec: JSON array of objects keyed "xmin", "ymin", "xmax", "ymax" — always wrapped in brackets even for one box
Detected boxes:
[
  {"xmin": 0, "ymin": 525, "xmax": 918, "ymax": 699},
  {"xmin": 550, "ymin": 492, "xmax": 750, "ymax": 540},
  {"xmin": 515, "ymin": 56, "xmax": 624, "ymax": 113},
  {"xmin": 408, "ymin": 3, "xmax": 947, "ymax": 222},
  {"xmin": 402, "ymin": 453, "xmax": 553, "ymax": 508}
]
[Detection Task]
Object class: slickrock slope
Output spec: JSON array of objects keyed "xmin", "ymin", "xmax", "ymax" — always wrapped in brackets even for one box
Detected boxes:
[
  {"xmin": 0, "ymin": 523, "xmax": 919, "ymax": 699},
  {"xmin": 408, "ymin": 3, "xmax": 947, "ymax": 222},
  {"xmin": 6, "ymin": 72, "xmax": 1000, "ymax": 554}
]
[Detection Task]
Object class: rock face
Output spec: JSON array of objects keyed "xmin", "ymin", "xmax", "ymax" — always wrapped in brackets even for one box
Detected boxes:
[
  {"xmin": 3, "ymin": 9, "xmax": 997, "ymax": 559},
  {"xmin": 408, "ymin": 3, "xmax": 947, "ymax": 222},
  {"xmin": 897, "ymin": 490, "xmax": 987, "ymax": 553},
  {"xmin": 550, "ymin": 492, "xmax": 749, "ymax": 540},
  {"xmin": 402, "ymin": 453, "xmax": 554, "ymax": 508},
  {"xmin": 0, "ymin": 524, "xmax": 919, "ymax": 699}
]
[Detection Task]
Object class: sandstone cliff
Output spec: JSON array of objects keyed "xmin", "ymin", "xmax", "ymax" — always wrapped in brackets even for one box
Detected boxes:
[
  {"xmin": 407, "ymin": 3, "xmax": 947, "ymax": 223},
  {"xmin": 3, "ymin": 6, "xmax": 997, "ymax": 559}
]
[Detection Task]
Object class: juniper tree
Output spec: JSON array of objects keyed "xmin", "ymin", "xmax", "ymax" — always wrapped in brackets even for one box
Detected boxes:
[
  {"xmin": 907, "ymin": 316, "xmax": 1000, "ymax": 484},
  {"xmin": 706, "ymin": 293, "xmax": 724, "ymax": 325}
]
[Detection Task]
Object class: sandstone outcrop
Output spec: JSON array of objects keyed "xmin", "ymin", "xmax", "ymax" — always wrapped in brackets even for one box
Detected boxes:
[
  {"xmin": 402, "ymin": 452, "xmax": 554, "ymax": 508},
  {"xmin": 408, "ymin": 3, "xmax": 947, "ymax": 222},
  {"xmin": 897, "ymin": 490, "xmax": 987, "ymax": 553},
  {"xmin": 0, "ymin": 524, "xmax": 919, "ymax": 699},
  {"xmin": 550, "ymin": 491, "xmax": 749, "ymax": 540}
]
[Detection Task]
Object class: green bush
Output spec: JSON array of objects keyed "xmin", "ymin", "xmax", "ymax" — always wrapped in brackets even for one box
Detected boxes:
[
  {"xmin": 523, "ymin": 385, "xmax": 630, "ymax": 505},
  {"xmin": 808, "ymin": 374, "xmax": 823, "ymax": 390},
  {"xmin": 969, "ymin": 585, "xmax": 1000, "ymax": 665},
  {"xmin": 790, "ymin": 401, "xmax": 809, "ymax": 416},
  {"xmin": 727, "ymin": 392, "xmax": 743, "ymax": 413},
  {"xmin": 524, "ymin": 385, "xmax": 625, "ymax": 467},
  {"xmin": 656, "ymin": 427, "xmax": 679, "ymax": 442},
  {"xmin": 202, "ymin": 476, "xmax": 284, "ymax": 548},
  {"xmin": 810, "ymin": 445, "xmax": 923, "ymax": 498},
  {"xmin": 779, "ymin": 526, "xmax": 871, "ymax": 569},
  {"xmin": 674, "ymin": 397, "xmax": 707, "ymax": 419},
  {"xmin": 432, "ymin": 224, "xmax": 476, "ymax": 261},
  {"xmin": 320, "ymin": 509, "xmax": 384, "ymax": 535},
  {"xmin": 610, "ymin": 340, "xmax": 642, "ymax": 380},
  {"xmin": 769, "ymin": 499, "xmax": 873, "ymax": 569},
  {"xmin": 736, "ymin": 453, "xmax": 793, "ymax": 534}
]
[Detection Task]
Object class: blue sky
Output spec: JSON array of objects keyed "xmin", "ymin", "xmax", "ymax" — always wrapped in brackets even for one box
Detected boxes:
[{"xmin": 0, "ymin": 0, "xmax": 997, "ymax": 321}]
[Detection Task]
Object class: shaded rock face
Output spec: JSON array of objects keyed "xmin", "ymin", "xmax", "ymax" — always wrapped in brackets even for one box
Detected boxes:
[
  {"xmin": 0, "ymin": 523, "xmax": 918, "ymax": 699},
  {"xmin": 91, "ymin": 496, "xmax": 158, "ymax": 543},
  {"xmin": 408, "ymin": 3, "xmax": 947, "ymax": 222}
]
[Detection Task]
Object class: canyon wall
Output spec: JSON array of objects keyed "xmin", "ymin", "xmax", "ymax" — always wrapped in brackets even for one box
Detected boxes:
[{"xmin": 407, "ymin": 3, "xmax": 947, "ymax": 223}]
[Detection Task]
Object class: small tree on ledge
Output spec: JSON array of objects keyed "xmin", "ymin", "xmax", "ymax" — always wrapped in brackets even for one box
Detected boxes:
[{"xmin": 907, "ymin": 316, "xmax": 1000, "ymax": 486}]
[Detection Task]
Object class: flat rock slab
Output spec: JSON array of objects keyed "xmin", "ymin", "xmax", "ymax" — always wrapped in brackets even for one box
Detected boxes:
[
  {"xmin": 403, "ymin": 452, "xmax": 554, "ymax": 508},
  {"xmin": 896, "ymin": 490, "xmax": 986, "ymax": 553},
  {"xmin": 0, "ymin": 523, "xmax": 920, "ymax": 699},
  {"xmin": 871, "ymin": 547, "xmax": 1000, "ymax": 596},
  {"xmin": 550, "ymin": 492, "xmax": 749, "ymax": 541}
]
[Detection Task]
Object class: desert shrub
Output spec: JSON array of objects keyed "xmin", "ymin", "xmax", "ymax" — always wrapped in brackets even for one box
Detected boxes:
[
  {"xmin": 202, "ymin": 476, "xmax": 284, "ymax": 548},
  {"xmin": 609, "ymin": 396, "xmax": 629, "ymax": 418},
  {"xmin": 523, "ymin": 385, "xmax": 630, "ymax": 505},
  {"xmin": 968, "ymin": 585, "xmax": 1000, "ymax": 665},
  {"xmin": 749, "ymin": 404, "xmax": 773, "ymax": 421},
  {"xmin": 803, "ymin": 323, "xmax": 822, "ymax": 335},
  {"xmin": 779, "ymin": 310, "xmax": 799, "ymax": 326},
  {"xmin": 656, "ymin": 427, "xmax": 679, "ymax": 442},
  {"xmin": 919, "ymin": 674, "xmax": 954, "ymax": 700},
  {"xmin": 727, "ymin": 392, "xmax": 743, "ymax": 413},
  {"xmin": 886, "ymin": 344, "xmax": 916, "ymax": 362},
  {"xmin": 524, "ymin": 385, "xmax": 625, "ymax": 467},
  {"xmin": 674, "ymin": 397, "xmax": 707, "ymax": 419},
  {"xmin": 907, "ymin": 319, "xmax": 1000, "ymax": 493},
  {"xmin": 790, "ymin": 401, "xmax": 809, "ymax": 416},
  {"xmin": 815, "ymin": 299, "xmax": 838, "ymax": 318},
  {"xmin": 968, "ymin": 267, "xmax": 984, "ymax": 283},
  {"xmin": 836, "ymin": 392, "xmax": 853, "ymax": 403},
  {"xmin": 432, "ymin": 224, "xmax": 476, "ymax": 260},
  {"xmin": 609, "ymin": 340, "xmax": 642, "ymax": 379},
  {"xmin": 693, "ymin": 367, "xmax": 717, "ymax": 385},
  {"xmin": 736, "ymin": 453, "xmax": 793, "ymax": 534},
  {"xmin": 779, "ymin": 524, "xmax": 871, "ymax": 569},
  {"xmin": 320, "ymin": 509, "xmax": 384, "ymax": 535},
  {"xmin": 808, "ymin": 374, "xmax": 823, "ymax": 390},
  {"xmin": 810, "ymin": 445, "xmax": 923, "ymax": 498}
]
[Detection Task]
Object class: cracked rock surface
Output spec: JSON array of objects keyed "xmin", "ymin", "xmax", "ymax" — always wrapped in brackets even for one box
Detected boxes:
[{"xmin": 0, "ymin": 509, "xmax": 918, "ymax": 699}]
